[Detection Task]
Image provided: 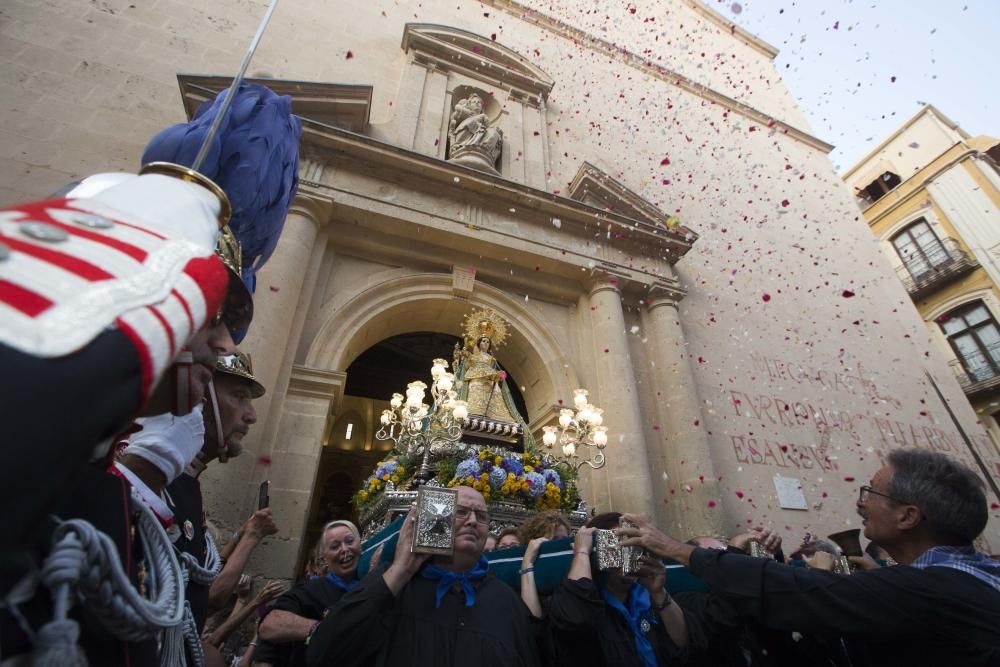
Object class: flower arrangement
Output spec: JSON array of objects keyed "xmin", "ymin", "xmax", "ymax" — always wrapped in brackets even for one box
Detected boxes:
[
  {"xmin": 444, "ymin": 447, "xmax": 578, "ymax": 511},
  {"xmin": 352, "ymin": 455, "xmax": 409, "ymax": 506},
  {"xmin": 352, "ymin": 446, "xmax": 579, "ymax": 513}
]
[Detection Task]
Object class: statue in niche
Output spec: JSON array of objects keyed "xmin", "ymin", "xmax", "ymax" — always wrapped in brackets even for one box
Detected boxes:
[{"xmin": 447, "ymin": 93, "xmax": 503, "ymax": 175}]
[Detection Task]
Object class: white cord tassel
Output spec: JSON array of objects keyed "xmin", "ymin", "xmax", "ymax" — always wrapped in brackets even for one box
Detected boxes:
[
  {"xmin": 179, "ymin": 530, "xmax": 222, "ymax": 586},
  {"xmin": 32, "ymin": 499, "xmax": 187, "ymax": 663}
]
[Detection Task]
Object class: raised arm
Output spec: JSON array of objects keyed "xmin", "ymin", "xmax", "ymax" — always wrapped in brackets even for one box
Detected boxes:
[
  {"xmin": 209, "ymin": 509, "xmax": 277, "ymax": 610},
  {"xmin": 520, "ymin": 537, "xmax": 547, "ymax": 618}
]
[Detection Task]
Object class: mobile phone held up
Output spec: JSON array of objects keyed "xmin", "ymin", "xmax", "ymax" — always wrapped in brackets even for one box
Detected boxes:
[{"xmin": 258, "ymin": 480, "xmax": 270, "ymax": 510}]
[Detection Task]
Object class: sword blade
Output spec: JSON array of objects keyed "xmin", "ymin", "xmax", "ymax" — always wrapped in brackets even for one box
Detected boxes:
[{"xmin": 190, "ymin": 0, "xmax": 280, "ymax": 173}]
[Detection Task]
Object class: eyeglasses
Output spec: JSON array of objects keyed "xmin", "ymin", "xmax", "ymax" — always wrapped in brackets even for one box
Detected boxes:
[
  {"xmin": 455, "ymin": 505, "xmax": 490, "ymax": 525},
  {"xmin": 859, "ymin": 485, "xmax": 907, "ymax": 505}
]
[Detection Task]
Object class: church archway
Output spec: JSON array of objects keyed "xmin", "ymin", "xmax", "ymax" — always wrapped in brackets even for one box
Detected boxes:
[{"xmin": 305, "ymin": 272, "xmax": 579, "ymax": 426}]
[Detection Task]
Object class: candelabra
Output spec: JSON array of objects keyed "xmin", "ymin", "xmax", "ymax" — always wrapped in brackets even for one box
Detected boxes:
[
  {"xmin": 541, "ymin": 389, "xmax": 609, "ymax": 470},
  {"xmin": 376, "ymin": 358, "xmax": 469, "ymax": 485}
]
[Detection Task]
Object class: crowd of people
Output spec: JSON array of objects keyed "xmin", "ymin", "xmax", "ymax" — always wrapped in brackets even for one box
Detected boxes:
[
  {"xmin": 1, "ymin": 76, "xmax": 999, "ymax": 666},
  {"xmin": 223, "ymin": 446, "xmax": 1000, "ymax": 667}
]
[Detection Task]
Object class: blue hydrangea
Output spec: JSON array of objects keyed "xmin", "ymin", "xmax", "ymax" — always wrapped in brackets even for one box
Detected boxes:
[
  {"xmin": 455, "ymin": 459, "xmax": 481, "ymax": 480},
  {"xmin": 376, "ymin": 459, "xmax": 399, "ymax": 478},
  {"xmin": 525, "ymin": 471, "xmax": 546, "ymax": 497},
  {"xmin": 502, "ymin": 456, "xmax": 524, "ymax": 476},
  {"xmin": 543, "ymin": 468, "xmax": 562, "ymax": 489},
  {"xmin": 488, "ymin": 467, "xmax": 507, "ymax": 490}
]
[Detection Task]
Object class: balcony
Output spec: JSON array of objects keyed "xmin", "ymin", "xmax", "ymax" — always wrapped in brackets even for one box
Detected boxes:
[
  {"xmin": 895, "ymin": 238, "xmax": 978, "ymax": 299},
  {"xmin": 950, "ymin": 344, "xmax": 1000, "ymax": 397}
]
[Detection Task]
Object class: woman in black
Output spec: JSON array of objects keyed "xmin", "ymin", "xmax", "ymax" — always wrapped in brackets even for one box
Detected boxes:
[{"xmin": 257, "ymin": 520, "xmax": 362, "ymax": 666}]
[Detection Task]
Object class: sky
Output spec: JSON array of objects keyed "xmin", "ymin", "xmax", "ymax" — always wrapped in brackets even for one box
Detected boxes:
[{"xmin": 721, "ymin": 0, "xmax": 1000, "ymax": 173}]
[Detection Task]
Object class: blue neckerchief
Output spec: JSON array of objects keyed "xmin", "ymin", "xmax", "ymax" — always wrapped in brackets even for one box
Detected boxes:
[
  {"xmin": 911, "ymin": 545, "xmax": 1000, "ymax": 592},
  {"xmin": 601, "ymin": 583, "xmax": 658, "ymax": 667},
  {"xmin": 420, "ymin": 556, "xmax": 489, "ymax": 608},
  {"xmin": 326, "ymin": 572, "xmax": 360, "ymax": 592}
]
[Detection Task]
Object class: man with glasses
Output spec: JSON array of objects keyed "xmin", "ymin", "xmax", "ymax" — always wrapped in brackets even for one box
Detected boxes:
[
  {"xmin": 617, "ymin": 448, "xmax": 1000, "ymax": 667},
  {"xmin": 307, "ymin": 486, "xmax": 542, "ymax": 666}
]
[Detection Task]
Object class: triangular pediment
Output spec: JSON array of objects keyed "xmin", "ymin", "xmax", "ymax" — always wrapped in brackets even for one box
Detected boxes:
[
  {"xmin": 568, "ymin": 162, "xmax": 692, "ymax": 234},
  {"xmin": 176, "ymin": 74, "xmax": 373, "ymax": 134},
  {"xmin": 402, "ymin": 23, "xmax": 554, "ymax": 103}
]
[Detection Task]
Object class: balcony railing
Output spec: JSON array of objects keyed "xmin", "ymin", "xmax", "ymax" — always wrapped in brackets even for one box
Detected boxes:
[
  {"xmin": 950, "ymin": 343, "xmax": 1000, "ymax": 396},
  {"xmin": 895, "ymin": 238, "xmax": 978, "ymax": 298}
]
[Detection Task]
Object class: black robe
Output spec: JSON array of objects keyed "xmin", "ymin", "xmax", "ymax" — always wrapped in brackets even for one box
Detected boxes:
[
  {"xmin": 258, "ymin": 575, "xmax": 355, "ymax": 667},
  {"xmin": 307, "ymin": 565, "xmax": 541, "ymax": 667},
  {"xmin": 688, "ymin": 547, "xmax": 1000, "ymax": 667},
  {"xmin": 546, "ymin": 577, "xmax": 695, "ymax": 667}
]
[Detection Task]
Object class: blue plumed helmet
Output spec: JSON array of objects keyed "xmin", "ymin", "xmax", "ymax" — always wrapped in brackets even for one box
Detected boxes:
[{"xmin": 141, "ymin": 82, "xmax": 302, "ymax": 340}]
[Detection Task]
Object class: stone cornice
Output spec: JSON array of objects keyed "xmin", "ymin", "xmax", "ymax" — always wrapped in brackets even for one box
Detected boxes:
[
  {"xmin": 402, "ymin": 23, "xmax": 554, "ymax": 104},
  {"xmin": 175, "ymin": 74, "xmax": 373, "ymax": 133},
  {"xmin": 569, "ymin": 162, "xmax": 699, "ymax": 242},
  {"xmin": 298, "ymin": 118, "xmax": 697, "ymax": 265},
  {"xmin": 682, "ymin": 0, "xmax": 779, "ymax": 59},
  {"xmin": 480, "ymin": 0, "xmax": 833, "ymax": 154}
]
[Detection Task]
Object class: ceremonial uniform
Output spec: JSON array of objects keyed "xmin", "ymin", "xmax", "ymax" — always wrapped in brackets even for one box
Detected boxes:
[
  {"xmin": 0, "ymin": 191, "xmax": 229, "ymax": 596},
  {"xmin": 0, "ymin": 79, "xmax": 300, "ymax": 665}
]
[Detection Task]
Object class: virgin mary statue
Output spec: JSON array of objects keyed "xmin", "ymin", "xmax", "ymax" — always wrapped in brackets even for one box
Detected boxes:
[{"xmin": 452, "ymin": 309, "xmax": 529, "ymax": 433}]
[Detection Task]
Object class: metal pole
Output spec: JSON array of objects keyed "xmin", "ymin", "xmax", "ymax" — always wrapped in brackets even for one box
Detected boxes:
[{"xmin": 924, "ymin": 370, "xmax": 1000, "ymax": 501}]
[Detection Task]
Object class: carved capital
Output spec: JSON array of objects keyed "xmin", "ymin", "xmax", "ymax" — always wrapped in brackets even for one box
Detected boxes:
[
  {"xmin": 587, "ymin": 276, "xmax": 622, "ymax": 298},
  {"xmin": 287, "ymin": 195, "xmax": 332, "ymax": 228},
  {"xmin": 647, "ymin": 297, "xmax": 680, "ymax": 312},
  {"xmin": 288, "ymin": 365, "xmax": 346, "ymax": 405}
]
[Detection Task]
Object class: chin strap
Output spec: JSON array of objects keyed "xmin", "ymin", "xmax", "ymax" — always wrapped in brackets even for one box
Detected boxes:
[
  {"xmin": 206, "ymin": 380, "xmax": 229, "ymax": 463},
  {"xmin": 184, "ymin": 456, "xmax": 208, "ymax": 479},
  {"xmin": 172, "ymin": 350, "xmax": 194, "ymax": 415}
]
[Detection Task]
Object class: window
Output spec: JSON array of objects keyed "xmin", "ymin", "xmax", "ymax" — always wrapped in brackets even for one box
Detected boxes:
[
  {"xmin": 891, "ymin": 219, "xmax": 949, "ymax": 279},
  {"xmin": 940, "ymin": 302, "xmax": 1000, "ymax": 383},
  {"xmin": 861, "ymin": 171, "xmax": 901, "ymax": 203}
]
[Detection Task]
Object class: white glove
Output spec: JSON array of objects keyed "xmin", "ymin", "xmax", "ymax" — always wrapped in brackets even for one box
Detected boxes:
[{"xmin": 122, "ymin": 404, "xmax": 206, "ymax": 485}]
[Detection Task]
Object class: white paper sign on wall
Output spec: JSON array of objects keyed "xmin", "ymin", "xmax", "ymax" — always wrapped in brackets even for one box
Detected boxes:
[{"xmin": 773, "ymin": 475, "xmax": 809, "ymax": 511}]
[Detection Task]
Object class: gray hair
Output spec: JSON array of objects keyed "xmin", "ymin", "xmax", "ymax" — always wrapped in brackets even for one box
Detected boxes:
[{"xmin": 887, "ymin": 449, "xmax": 988, "ymax": 543}]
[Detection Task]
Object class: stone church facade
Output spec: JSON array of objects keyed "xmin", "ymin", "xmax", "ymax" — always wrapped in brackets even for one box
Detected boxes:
[{"xmin": 2, "ymin": 0, "xmax": 997, "ymax": 575}]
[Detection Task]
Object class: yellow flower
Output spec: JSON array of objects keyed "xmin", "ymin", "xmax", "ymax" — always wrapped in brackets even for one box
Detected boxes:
[
  {"xmin": 382, "ymin": 473, "xmax": 390, "ymax": 480},
  {"xmin": 495, "ymin": 456, "xmax": 503, "ymax": 465},
  {"xmin": 466, "ymin": 476, "xmax": 475, "ymax": 485},
  {"xmin": 391, "ymin": 475, "xmax": 399, "ymax": 483},
  {"xmin": 524, "ymin": 465, "xmax": 534, "ymax": 473}
]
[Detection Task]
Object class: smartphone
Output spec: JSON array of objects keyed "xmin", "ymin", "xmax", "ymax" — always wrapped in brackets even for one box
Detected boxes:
[{"xmin": 258, "ymin": 480, "xmax": 270, "ymax": 510}]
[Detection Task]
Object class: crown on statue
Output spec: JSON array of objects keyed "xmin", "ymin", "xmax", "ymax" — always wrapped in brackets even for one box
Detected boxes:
[{"xmin": 462, "ymin": 307, "xmax": 510, "ymax": 349}]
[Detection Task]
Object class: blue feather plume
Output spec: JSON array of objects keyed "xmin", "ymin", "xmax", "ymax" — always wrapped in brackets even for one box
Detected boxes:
[{"xmin": 141, "ymin": 83, "xmax": 302, "ymax": 293}]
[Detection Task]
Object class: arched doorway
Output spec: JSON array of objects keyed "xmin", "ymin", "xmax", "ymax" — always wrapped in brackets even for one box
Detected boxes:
[{"xmin": 297, "ymin": 329, "xmax": 530, "ymax": 572}]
